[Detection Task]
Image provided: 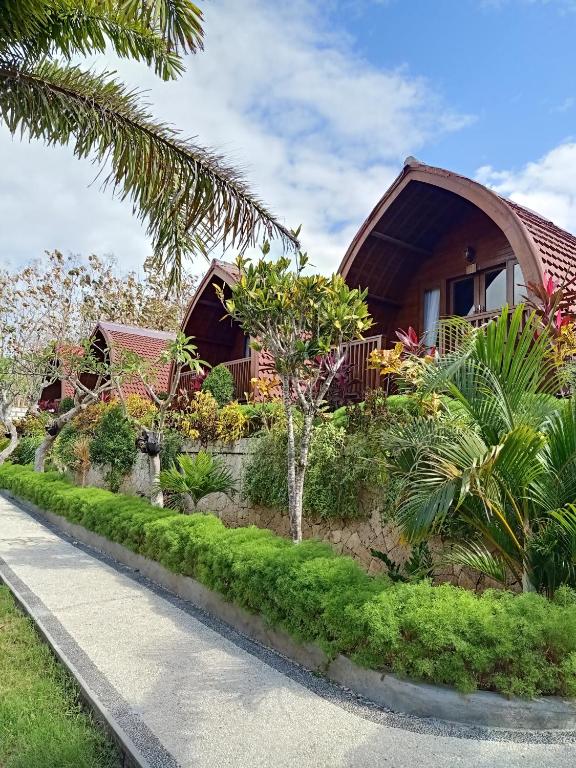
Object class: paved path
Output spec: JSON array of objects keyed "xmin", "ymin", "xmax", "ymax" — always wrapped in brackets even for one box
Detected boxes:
[{"xmin": 0, "ymin": 496, "xmax": 575, "ymax": 767}]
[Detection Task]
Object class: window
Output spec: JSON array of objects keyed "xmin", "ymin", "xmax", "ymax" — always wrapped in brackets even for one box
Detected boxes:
[
  {"xmin": 484, "ymin": 268, "xmax": 507, "ymax": 311},
  {"xmin": 513, "ymin": 262, "xmax": 525, "ymax": 305},
  {"xmin": 452, "ymin": 277, "xmax": 475, "ymax": 316},
  {"xmin": 423, "ymin": 288, "xmax": 440, "ymax": 348},
  {"xmin": 449, "ymin": 261, "xmax": 523, "ymax": 318}
]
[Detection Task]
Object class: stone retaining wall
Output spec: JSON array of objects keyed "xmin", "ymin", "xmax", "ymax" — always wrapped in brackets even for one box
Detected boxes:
[{"xmin": 79, "ymin": 437, "xmax": 481, "ymax": 587}]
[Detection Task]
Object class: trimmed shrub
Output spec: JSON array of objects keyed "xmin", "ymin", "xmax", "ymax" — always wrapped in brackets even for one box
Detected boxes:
[
  {"xmin": 1, "ymin": 463, "xmax": 576, "ymax": 698},
  {"xmin": 201, "ymin": 364, "xmax": 234, "ymax": 406},
  {"xmin": 58, "ymin": 396, "xmax": 75, "ymax": 414}
]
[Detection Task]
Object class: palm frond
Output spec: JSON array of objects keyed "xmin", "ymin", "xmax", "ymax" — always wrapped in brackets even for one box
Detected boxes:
[
  {"xmin": 442, "ymin": 542, "xmax": 509, "ymax": 585},
  {"xmin": 158, "ymin": 451, "xmax": 236, "ymax": 505},
  {"xmin": 0, "ymin": 59, "xmax": 298, "ymax": 286}
]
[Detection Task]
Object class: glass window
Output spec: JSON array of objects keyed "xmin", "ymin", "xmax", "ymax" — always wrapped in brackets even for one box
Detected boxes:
[
  {"xmin": 513, "ymin": 263, "xmax": 525, "ymax": 305},
  {"xmin": 423, "ymin": 288, "xmax": 440, "ymax": 348},
  {"xmin": 485, "ymin": 268, "xmax": 507, "ymax": 311},
  {"xmin": 452, "ymin": 277, "xmax": 475, "ymax": 316}
]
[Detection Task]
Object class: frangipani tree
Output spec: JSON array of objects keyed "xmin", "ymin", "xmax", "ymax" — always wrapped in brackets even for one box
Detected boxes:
[
  {"xmin": 219, "ymin": 242, "xmax": 373, "ymax": 542},
  {"xmin": 0, "ymin": 0, "xmax": 297, "ymax": 285},
  {"xmin": 115, "ymin": 333, "xmax": 206, "ymax": 506},
  {"xmin": 34, "ymin": 340, "xmax": 132, "ymax": 471}
]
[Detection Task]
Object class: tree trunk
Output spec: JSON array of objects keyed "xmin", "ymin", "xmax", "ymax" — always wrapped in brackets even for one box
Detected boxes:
[
  {"xmin": 149, "ymin": 452, "xmax": 164, "ymax": 507},
  {"xmin": 0, "ymin": 416, "xmax": 18, "ymax": 464},
  {"xmin": 282, "ymin": 375, "xmax": 301, "ymax": 543},
  {"xmin": 34, "ymin": 433, "xmax": 56, "ymax": 472}
]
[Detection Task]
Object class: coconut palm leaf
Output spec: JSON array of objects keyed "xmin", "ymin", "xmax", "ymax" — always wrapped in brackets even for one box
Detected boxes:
[
  {"xmin": 0, "ymin": 0, "xmax": 297, "ymax": 286},
  {"xmin": 442, "ymin": 542, "xmax": 509, "ymax": 585}
]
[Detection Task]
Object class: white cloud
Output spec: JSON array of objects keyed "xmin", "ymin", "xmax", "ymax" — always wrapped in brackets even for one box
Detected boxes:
[
  {"xmin": 476, "ymin": 142, "xmax": 576, "ymax": 232},
  {"xmin": 0, "ymin": 0, "xmax": 471, "ymax": 275}
]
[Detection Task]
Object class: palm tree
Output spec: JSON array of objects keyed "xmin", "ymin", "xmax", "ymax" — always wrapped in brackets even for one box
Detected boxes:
[
  {"xmin": 387, "ymin": 306, "xmax": 576, "ymax": 594},
  {"xmin": 157, "ymin": 450, "xmax": 235, "ymax": 512},
  {"xmin": 0, "ymin": 0, "xmax": 297, "ymax": 285}
]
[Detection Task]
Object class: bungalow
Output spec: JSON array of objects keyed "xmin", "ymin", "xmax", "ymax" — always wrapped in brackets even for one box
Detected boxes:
[
  {"xmin": 175, "ymin": 158, "xmax": 576, "ymax": 400},
  {"xmin": 39, "ymin": 321, "xmax": 175, "ymax": 410}
]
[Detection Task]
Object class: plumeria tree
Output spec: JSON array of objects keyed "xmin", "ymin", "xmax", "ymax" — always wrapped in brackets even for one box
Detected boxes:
[
  {"xmin": 33, "ymin": 341, "xmax": 132, "ymax": 472},
  {"xmin": 115, "ymin": 333, "xmax": 207, "ymax": 506},
  {"xmin": 219, "ymin": 243, "xmax": 373, "ymax": 542}
]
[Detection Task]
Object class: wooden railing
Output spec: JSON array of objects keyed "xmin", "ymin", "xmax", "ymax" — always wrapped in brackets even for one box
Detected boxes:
[
  {"xmin": 179, "ymin": 370, "xmax": 203, "ymax": 395},
  {"xmin": 223, "ymin": 356, "xmax": 252, "ymax": 400},
  {"xmin": 342, "ymin": 334, "xmax": 383, "ymax": 399}
]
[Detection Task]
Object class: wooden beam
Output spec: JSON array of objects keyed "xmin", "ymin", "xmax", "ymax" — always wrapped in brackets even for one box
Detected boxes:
[
  {"xmin": 367, "ymin": 293, "xmax": 401, "ymax": 308},
  {"xmin": 370, "ymin": 231, "xmax": 432, "ymax": 257}
]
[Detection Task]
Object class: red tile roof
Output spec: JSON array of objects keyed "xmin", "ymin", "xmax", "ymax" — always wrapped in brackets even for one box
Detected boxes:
[
  {"xmin": 502, "ymin": 199, "xmax": 576, "ymax": 287},
  {"xmin": 97, "ymin": 322, "xmax": 175, "ymax": 398}
]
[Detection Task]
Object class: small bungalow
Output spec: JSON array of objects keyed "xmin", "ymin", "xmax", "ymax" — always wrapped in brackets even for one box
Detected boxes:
[
  {"xmin": 39, "ymin": 321, "xmax": 175, "ymax": 410},
  {"xmin": 174, "ymin": 159, "xmax": 576, "ymax": 401}
]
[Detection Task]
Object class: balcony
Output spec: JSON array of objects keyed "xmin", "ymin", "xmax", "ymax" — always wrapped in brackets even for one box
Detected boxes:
[
  {"xmin": 222, "ymin": 357, "xmax": 252, "ymax": 400},
  {"xmin": 342, "ymin": 334, "xmax": 384, "ymax": 399}
]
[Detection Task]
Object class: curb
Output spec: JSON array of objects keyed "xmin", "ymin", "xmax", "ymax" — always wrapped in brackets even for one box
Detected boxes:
[{"xmin": 3, "ymin": 490, "xmax": 576, "ymax": 732}]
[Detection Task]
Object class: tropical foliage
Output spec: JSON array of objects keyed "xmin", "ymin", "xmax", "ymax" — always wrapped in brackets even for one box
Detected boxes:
[
  {"xmin": 386, "ymin": 305, "xmax": 576, "ymax": 595},
  {"xmin": 157, "ymin": 451, "xmax": 235, "ymax": 511}
]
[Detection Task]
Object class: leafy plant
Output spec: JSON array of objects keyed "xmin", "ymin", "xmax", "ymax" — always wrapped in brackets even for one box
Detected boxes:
[
  {"xmin": 157, "ymin": 452, "xmax": 236, "ymax": 511},
  {"xmin": 10, "ymin": 435, "xmax": 44, "ymax": 465},
  {"xmin": 58, "ymin": 396, "xmax": 75, "ymax": 414},
  {"xmin": 220, "ymin": 245, "xmax": 373, "ymax": 541},
  {"xmin": 89, "ymin": 405, "xmax": 136, "ymax": 491},
  {"xmin": 387, "ymin": 305, "xmax": 576, "ymax": 594},
  {"xmin": 370, "ymin": 542, "xmax": 433, "ymax": 583},
  {"xmin": 202, "ymin": 364, "xmax": 235, "ymax": 406},
  {"xmin": 216, "ymin": 402, "xmax": 248, "ymax": 443},
  {"xmin": 14, "ymin": 411, "xmax": 50, "ymax": 436}
]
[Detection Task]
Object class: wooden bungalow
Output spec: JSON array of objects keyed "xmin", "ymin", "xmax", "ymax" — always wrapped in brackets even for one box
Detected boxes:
[
  {"xmin": 178, "ymin": 260, "xmax": 255, "ymax": 399},
  {"xmin": 175, "ymin": 159, "xmax": 576, "ymax": 401},
  {"xmin": 39, "ymin": 322, "xmax": 175, "ymax": 410}
]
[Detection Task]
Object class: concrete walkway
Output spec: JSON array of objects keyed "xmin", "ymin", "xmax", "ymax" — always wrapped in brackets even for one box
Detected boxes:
[{"xmin": 0, "ymin": 496, "xmax": 575, "ymax": 768}]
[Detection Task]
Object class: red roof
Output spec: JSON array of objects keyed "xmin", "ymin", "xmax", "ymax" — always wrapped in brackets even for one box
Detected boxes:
[
  {"xmin": 502, "ymin": 199, "xmax": 576, "ymax": 287},
  {"xmin": 97, "ymin": 322, "xmax": 175, "ymax": 398}
]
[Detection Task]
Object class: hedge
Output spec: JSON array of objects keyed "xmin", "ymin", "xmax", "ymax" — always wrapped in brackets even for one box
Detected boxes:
[{"xmin": 1, "ymin": 463, "xmax": 576, "ymax": 699}]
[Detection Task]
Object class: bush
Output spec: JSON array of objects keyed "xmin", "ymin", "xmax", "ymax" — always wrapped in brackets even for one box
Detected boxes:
[
  {"xmin": 201, "ymin": 364, "xmax": 234, "ymax": 406},
  {"xmin": 58, "ymin": 396, "xmax": 75, "ymax": 414},
  {"xmin": 11, "ymin": 435, "xmax": 44, "ymax": 465},
  {"xmin": 1, "ymin": 463, "xmax": 576, "ymax": 698},
  {"xmin": 89, "ymin": 405, "xmax": 136, "ymax": 491},
  {"xmin": 14, "ymin": 411, "xmax": 49, "ymax": 436},
  {"xmin": 243, "ymin": 422, "xmax": 385, "ymax": 519}
]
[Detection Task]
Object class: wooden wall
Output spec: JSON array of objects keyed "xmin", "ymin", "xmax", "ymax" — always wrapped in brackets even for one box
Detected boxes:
[{"xmin": 368, "ymin": 207, "xmax": 515, "ymax": 337}]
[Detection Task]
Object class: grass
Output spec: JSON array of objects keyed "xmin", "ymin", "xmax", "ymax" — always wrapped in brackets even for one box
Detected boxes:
[{"xmin": 0, "ymin": 585, "xmax": 122, "ymax": 768}]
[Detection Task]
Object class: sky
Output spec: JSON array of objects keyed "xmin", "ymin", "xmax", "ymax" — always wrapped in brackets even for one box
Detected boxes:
[{"xmin": 2, "ymin": 0, "xmax": 576, "ymax": 275}]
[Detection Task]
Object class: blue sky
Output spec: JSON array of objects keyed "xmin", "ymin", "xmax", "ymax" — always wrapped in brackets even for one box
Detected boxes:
[
  {"xmin": 341, "ymin": 0, "xmax": 575, "ymax": 171},
  {"xmin": 1, "ymin": 0, "xmax": 576, "ymax": 274}
]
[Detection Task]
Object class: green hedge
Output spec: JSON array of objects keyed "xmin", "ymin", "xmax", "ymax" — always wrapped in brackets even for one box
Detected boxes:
[{"xmin": 2, "ymin": 463, "xmax": 576, "ymax": 699}]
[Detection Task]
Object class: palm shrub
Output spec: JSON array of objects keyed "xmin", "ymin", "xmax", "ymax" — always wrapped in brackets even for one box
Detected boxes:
[
  {"xmin": 157, "ymin": 451, "xmax": 235, "ymax": 512},
  {"xmin": 387, "ymin": 305, "xmax": 576, "ymax": 594}
]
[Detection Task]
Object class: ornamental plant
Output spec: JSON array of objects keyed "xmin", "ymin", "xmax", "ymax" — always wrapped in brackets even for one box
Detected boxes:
[
  {"xmin": 219, "ymin": 242, "xmax": 373, "ymax": 542},
  {"xmin": 157, "ymin": 451, "xmax": 236, "ymax": 512},
  {"xmin": 201, "ymin": 364, "xmax": 234, "ymax": 406}
]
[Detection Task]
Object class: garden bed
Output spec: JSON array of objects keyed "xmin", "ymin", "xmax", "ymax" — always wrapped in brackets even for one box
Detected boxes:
[{"xmin": 1, "ymin": 464, "xmax": 576, "ymax": 730}]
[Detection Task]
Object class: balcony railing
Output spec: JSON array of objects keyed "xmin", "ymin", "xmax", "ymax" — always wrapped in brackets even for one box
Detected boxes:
[
  {"xmin": 223, "ymin": 356, "xmax": 252, "ymax": 400},
  {"xmin": 342, "ymin": 334, "xmax": 384, "ymax": 398}
]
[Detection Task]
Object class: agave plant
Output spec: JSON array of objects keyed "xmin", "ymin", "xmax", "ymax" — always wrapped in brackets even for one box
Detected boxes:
[
  {"xmin": 157, "ymin": 451, "xmax": 235, "ymax": 513},
  {"xmin": 387, "ymin": 305, "xmax": 576, "ymax": 594}
]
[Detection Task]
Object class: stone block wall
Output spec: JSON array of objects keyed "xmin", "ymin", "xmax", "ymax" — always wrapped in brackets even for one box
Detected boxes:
[{"xmin": 80, "ymin": 437, "xmax": 487, "ymax": 588}]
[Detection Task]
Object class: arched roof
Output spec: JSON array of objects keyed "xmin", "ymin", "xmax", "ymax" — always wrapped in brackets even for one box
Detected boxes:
[
  {"xmin": 179, "ymin": 259, "xmax": 239, "ymax": 334},
  {"xmin": 339, "ymin": 159, "xmax": 576, "ymax": 292}
]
